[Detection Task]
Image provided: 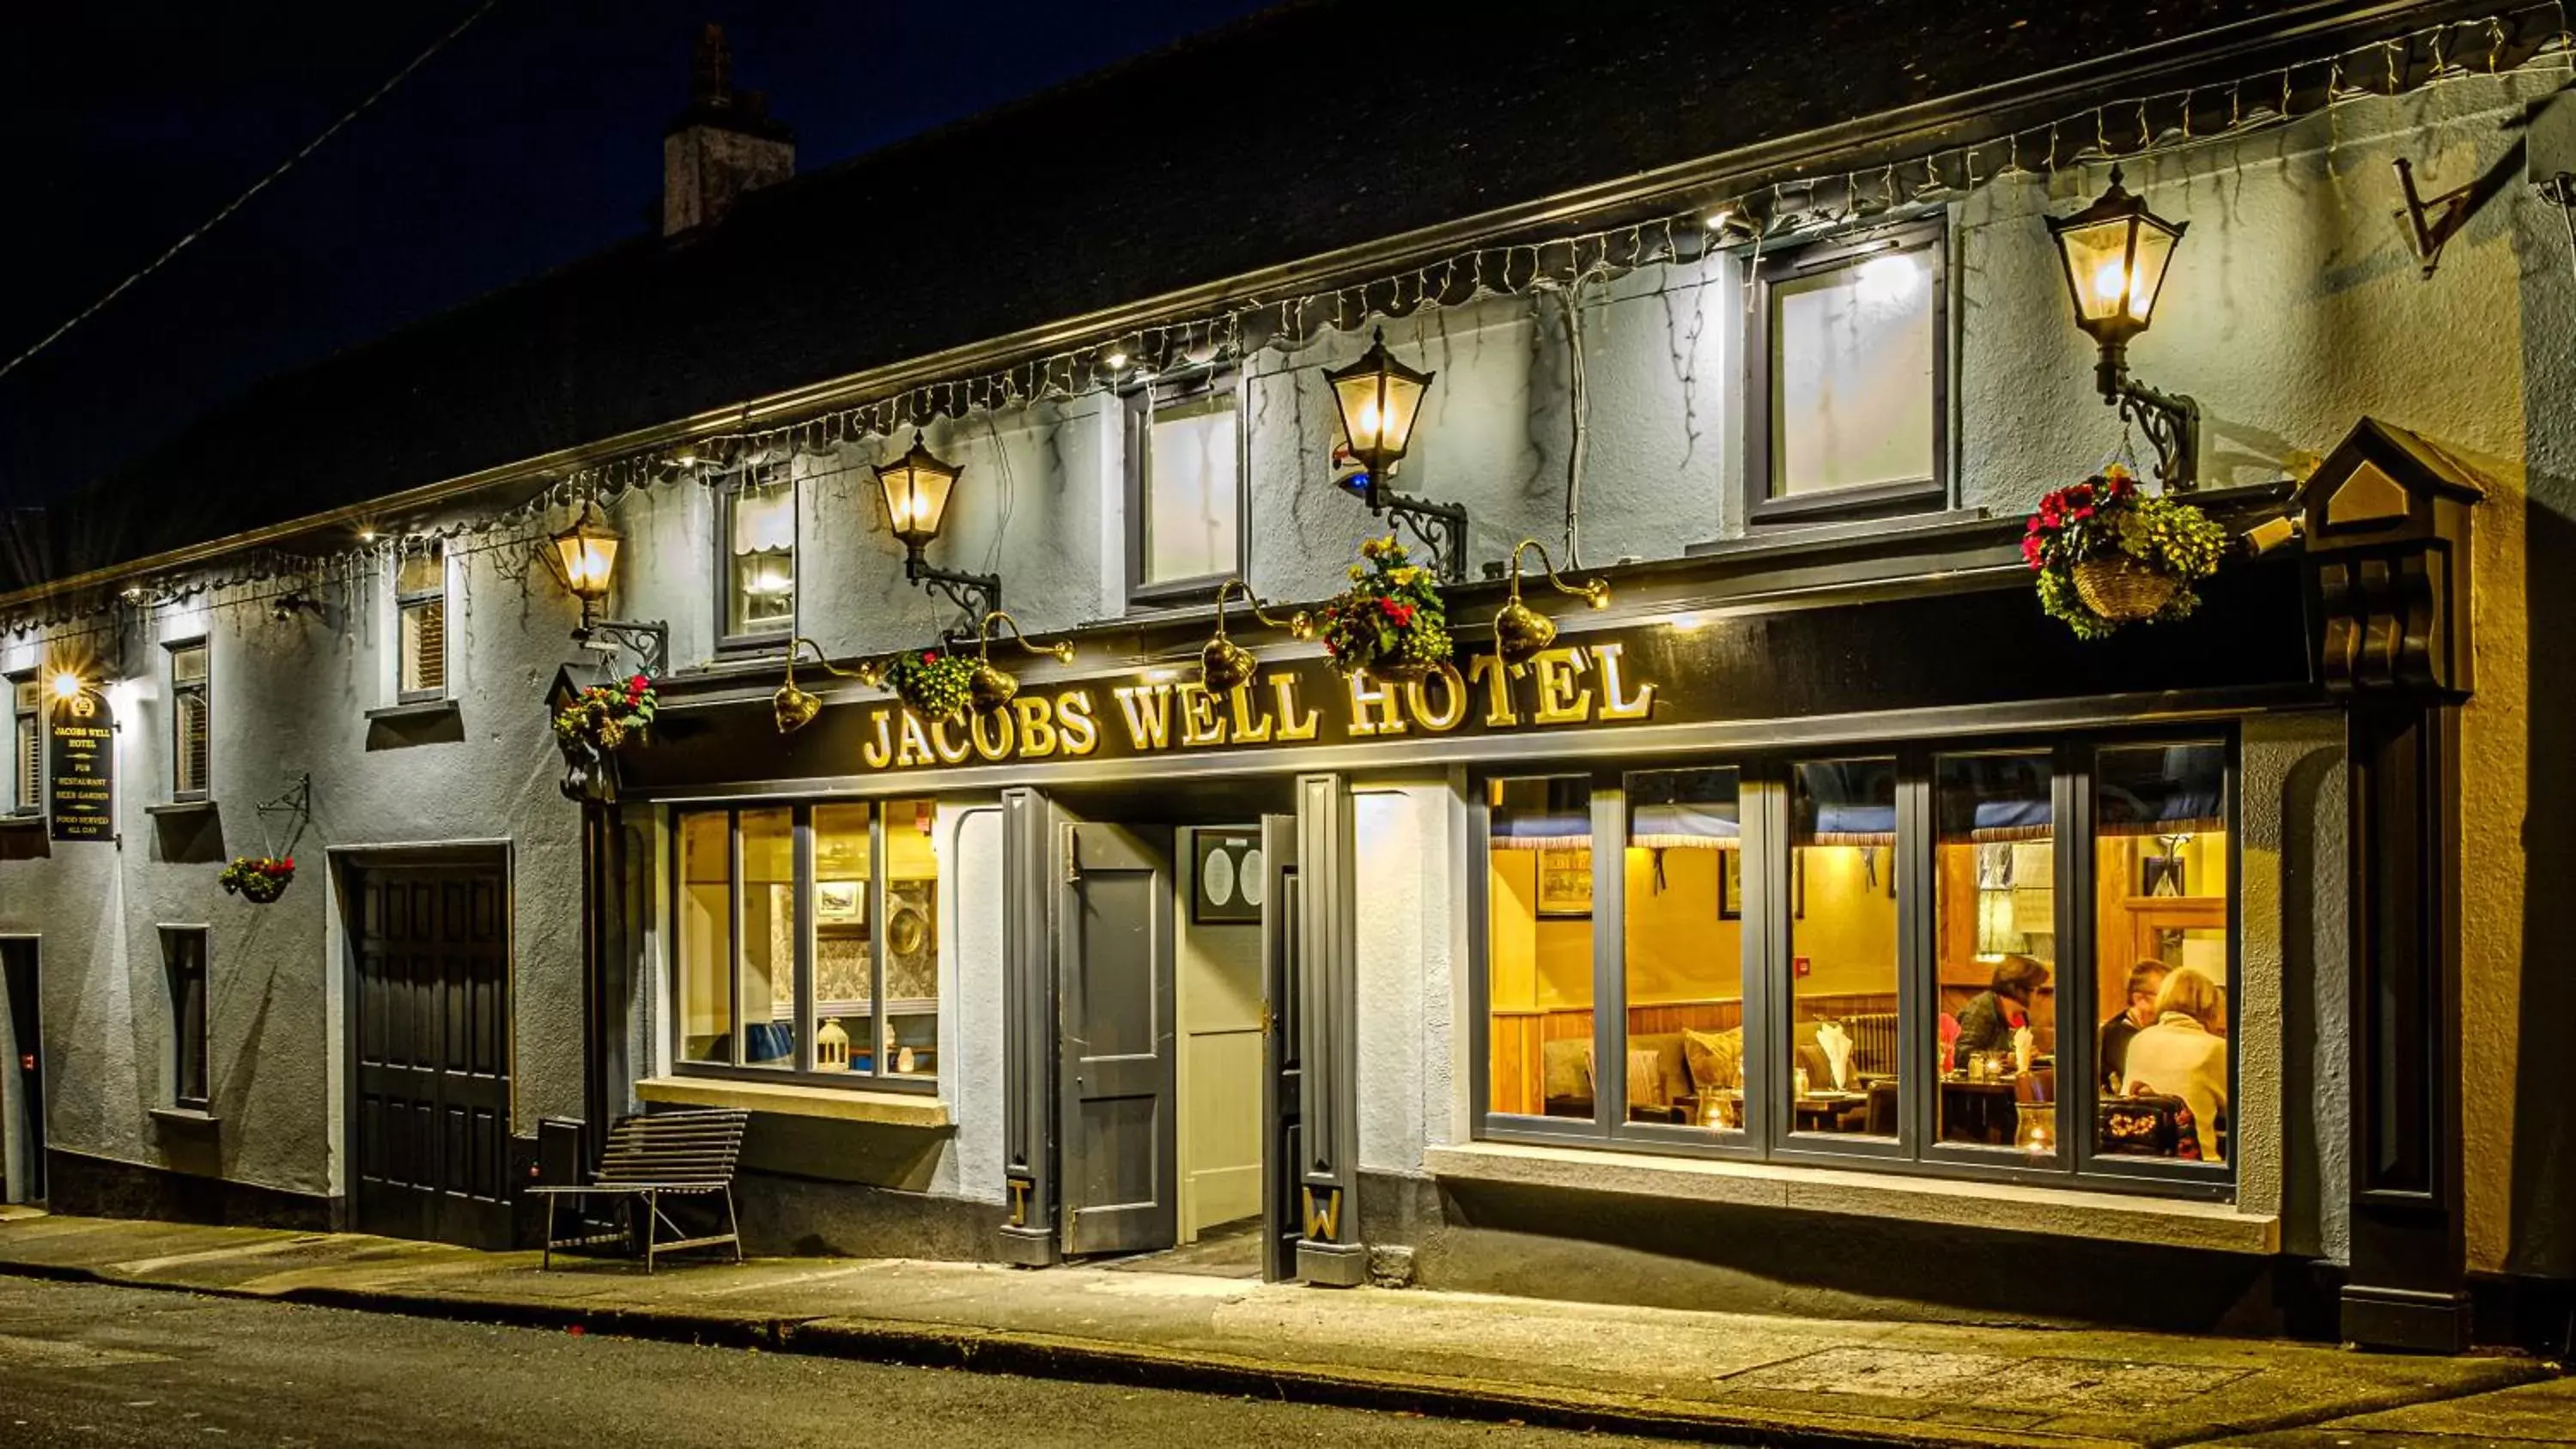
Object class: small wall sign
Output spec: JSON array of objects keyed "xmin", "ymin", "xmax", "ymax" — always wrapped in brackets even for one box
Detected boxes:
[
  {"xmin": 46, "ymin": 692, "xmax": 115, "ymax": 843},
  {"xmin": 1191, "ymin": 832, "xmax": 1262, "ymax": 924}
]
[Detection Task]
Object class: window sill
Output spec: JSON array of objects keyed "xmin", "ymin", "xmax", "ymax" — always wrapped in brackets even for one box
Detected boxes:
[
  {"xmin": 149, "ymin": 1106, "xmax": 219, "ymax": 1129},
  {"xmin": 144, "ymin": 800, "xmax": 218, "ymax": 818},
  {"xmin": 636, "ymin": 1075, "xmax": 951, "ymax": 1129},
  {"xmin": 1424, "ymin": 1141, "xmax": 2276, "ymax": 1255},
  {"xmin": 0, "ymin": 813, "xmax": 46, "ymax": 831},
  {"xmin": 365, "ymin": 700, "xmax": 459, "ymax": 724}
]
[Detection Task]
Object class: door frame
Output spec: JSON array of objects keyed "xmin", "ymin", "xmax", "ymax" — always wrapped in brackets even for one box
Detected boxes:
[
  {"xmin": 331, "ymin": 841, "xmax": 517, "ymax": 1245},
  {"xmin": 1, "ymin": 935, "xmax": 42, "ymax": 1206}
]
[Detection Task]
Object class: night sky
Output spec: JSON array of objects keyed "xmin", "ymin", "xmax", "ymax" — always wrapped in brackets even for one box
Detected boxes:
[{"xmin": 0, "ymin": 1, "xmax": 1274, "ymax": 512}]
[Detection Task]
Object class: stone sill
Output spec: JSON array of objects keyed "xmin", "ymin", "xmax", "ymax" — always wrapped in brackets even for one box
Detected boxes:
[
  {"xmin": 636, "ymin": 1075, "xmax": 951, "ymax": 1129},
  {"xmin": 364, "ymin": 700, "xmax": 460, "ymax": 724},
  {"xmin": 148, "ymin": 1106, "xmax": 219, "ymax": 1129},
  {"xmin": 143, "ymin": 800, "xmax": 218, "ymax": 818},
  {"xmin": 1425, "ymin": 1141, "xmax": 2278, "ymax": 1255}
]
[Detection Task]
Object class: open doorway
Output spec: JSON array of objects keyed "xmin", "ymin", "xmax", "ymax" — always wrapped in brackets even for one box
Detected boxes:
[
  {"xmin": 1048, "ymin": 777, "xmax": 1297, "ymax": 1281},
  {"xmin": 2, "ymin": 937, "xmax": 42, "ymax": 1206}
]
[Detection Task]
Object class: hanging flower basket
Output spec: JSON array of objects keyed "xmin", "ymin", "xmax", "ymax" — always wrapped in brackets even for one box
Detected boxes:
[
  {"xmin": 221, "ymin": 855, "xmax": 295, "ymax": 904},
  {"xmin": 554, "ymin": 675, "xmax": 658, "ymax": 754},
  {"xmin": 1315, "ymin": 536, "xmax": 1452, "ymax": 681},
  {"xmin": 883, "ymin": 649, "xmax": 975, "ymax": 722},
  {"xmin": 2022, "ymin": 467, "xmax": 2229, "ymax": 640}
]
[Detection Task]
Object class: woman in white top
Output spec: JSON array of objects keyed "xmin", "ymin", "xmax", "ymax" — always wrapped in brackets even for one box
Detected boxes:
[{"xmin": 2120, "ymin": 968, "xmax": 2229, "ymax": 1162}]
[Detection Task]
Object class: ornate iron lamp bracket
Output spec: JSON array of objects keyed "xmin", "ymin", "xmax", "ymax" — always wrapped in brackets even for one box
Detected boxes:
[
  {"xmin": 904, "ymin": 555, "xmax": 1002, "ymax": 640},
  {"xmin": 2114, "ymin": 374, "xmax": 2202, "ymax": 494},
  {"xmin": 575, "ymin": 619, "xmax": 670, "ymax": 678},
  {"xmin": 1373, "ymin": 488, "xmax": 1471, "ymax": 583}
]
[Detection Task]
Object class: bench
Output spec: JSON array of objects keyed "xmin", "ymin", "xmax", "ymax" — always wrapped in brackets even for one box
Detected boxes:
[{"xmin": 530, "ymin": 1108, "xmax": 749, "ymax": 1271}]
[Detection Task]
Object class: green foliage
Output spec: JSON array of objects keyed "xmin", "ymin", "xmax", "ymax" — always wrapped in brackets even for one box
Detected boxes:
[
  {"xmin": 553, "ymin": 674, "xmax": 658, "ymax": 751},
  {"xmin": 1313, "ymin": 535, "xmax": 1452, "ymax": 677},
  {"xmin": 884, "ymin": 649, "xmax": 975, "ymax": 722},
  {"xmin": 2021, "ymin": 467, "xmax": 2229, "ymax": 639}
]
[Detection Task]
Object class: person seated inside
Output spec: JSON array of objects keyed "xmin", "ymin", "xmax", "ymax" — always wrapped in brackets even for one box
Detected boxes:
[
  {"xmin": 2097, "ymin": 959, "xmax": 2171, "ymax": 1093},
  {"xmin": 1952, "ymin": 955, "xmax": 2048, "ymax": 1071},
  {"xmin": 2122, "ymin": 968, "xmax": 2229, "ymax": 1161}
]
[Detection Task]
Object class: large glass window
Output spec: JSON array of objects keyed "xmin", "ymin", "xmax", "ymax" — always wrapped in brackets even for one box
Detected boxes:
[
  {"xmin": 675, "ymin": 799, "xmax": 941, "ymax": 1088},
  {"xmin": 1788, "ymin": 759, "xmax": 1899, "ymax": 1140},
  {"xmin": 1484, "ymin": 777, "xmax": 1593, "ymax": 1119},
  {"xmin": 1626, "ymin": 768, "xmax": 1744, "ymax": 1135},
  {"xmin": 677, "ymin": 810, "xmax": 733, "ymax": 1064},
  {"xmin": 1934, "ymin": 753, "xmax": 2057, "ymax": 1155},
  {"xmin": 2093, "ymin": 743, "xmax": 2232, "ymax": 1166},
  {"xmin": 1475, "ymin": 736, "xmax": 2237, "ymax": 1197},
  {"xmin": 1747, "ymin": 219, "xmax": 1946, "ymax": 524},
  {"xmin": 722, "ymin": 465, "xmax": 797, "ymax": 643}
]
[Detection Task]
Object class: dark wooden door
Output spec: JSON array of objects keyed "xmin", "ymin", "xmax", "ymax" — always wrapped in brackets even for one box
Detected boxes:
[
  {"xmin": 348, "ymin": 860, "xmax": 513, "ymax": 1248},
  {"xmin": 1057, "ymin": 822, "xmax": 1176, "ymax": 1257},
  {"xmin": 3, "ymin": 942, "xmax": 42, "ymax": 1203},
  {"xmin": 1257, "ymin": 815, "xmax": 1300, "ymax": 1282}
]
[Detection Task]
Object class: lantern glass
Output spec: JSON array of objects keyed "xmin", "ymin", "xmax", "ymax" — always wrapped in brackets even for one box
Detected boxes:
[
  {"xmin": 1324, "ymin": 330, "xmax": 1433, "ymax": 476},
  {"xmin": 2048, "ymin": 171, "xmax": 2185, "ymax": 345},
  {"xmin": 551, "ymin": 517, "xmax": 620, "ymax": 603},
  {"xmin": 876, "ymin": 436, "xmax": 960, "ymax": 551}
]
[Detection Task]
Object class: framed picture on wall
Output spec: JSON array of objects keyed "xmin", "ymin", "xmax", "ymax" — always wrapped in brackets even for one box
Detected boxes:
[
  {"xmin": 816, "ymin": 880, "xmax": 865, "ymax": 925},
  {"xmin": 1191, "ymin": 832, "xmax": 1263, "ymax": 924},
  {"xmin": 2142, "ymin": 854, "xmax": 2187, "ymax": 898},
  {"xmin": 1718, "ymin": 849, "xmax": 1742, "ymax": 920},
  {"xmin": 1536, "ymin": 847, "xmax": 1592, "ymax": 918}
]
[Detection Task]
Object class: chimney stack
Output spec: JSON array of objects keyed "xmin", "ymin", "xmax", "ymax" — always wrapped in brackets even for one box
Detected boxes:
[{"xmin": 663, "ymin": 24, "xmax": 794, "ymax": 236}]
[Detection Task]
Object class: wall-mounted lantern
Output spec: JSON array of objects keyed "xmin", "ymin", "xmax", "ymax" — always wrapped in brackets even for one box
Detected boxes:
[
  {"xmin": 875, "ymin": 430, "xmax": 1000, "ymax": 625},
  {"xmin": 1323, "ymin": 328, "xmax": 1469, "ymax": 581},
  {"xmin": 544, "ymin": 497, "xmax": 668, "ymax": 676},
  {"xmin": 2046, "ymin": 167, "xmax": 2201, "ymax": 491}
]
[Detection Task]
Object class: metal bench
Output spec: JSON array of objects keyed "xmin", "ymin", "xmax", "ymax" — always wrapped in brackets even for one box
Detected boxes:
[{"xmin": 531, "ymin": 1108, "xmax": 749, "ymax": 1271}]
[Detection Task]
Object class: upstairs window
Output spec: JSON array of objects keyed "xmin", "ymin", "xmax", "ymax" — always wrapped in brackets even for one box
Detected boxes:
[
  {"xmin": 1747, "ymin": 217, "xmax": 1947, "ymax": 525},
  {"xmin": 720, "ymin": 464, "xmax": 797, "ymax": 645},
  {"xmin": 396, "ymin": 543, "xmax": 447, "ymax": 700},
  {"xmin": 9, "ymin": 674, "xmax": 36, "ymax": 815},
  {"xmin": 1126, "ymin": 375, "xmax": 1242, "ymax": 605},
  {"xmin": 163, "ymin": 926, "xmax": 210, "ymax": 1112},
  {"xmin": 168, "ymin": 641, "xmax": 210, "ymax": 801}
]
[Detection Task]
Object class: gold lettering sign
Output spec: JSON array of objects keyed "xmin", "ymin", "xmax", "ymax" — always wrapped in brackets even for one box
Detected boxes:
[{"xmin": 843, "ymin": 641, "xmax": 1665, "ymax": 773}]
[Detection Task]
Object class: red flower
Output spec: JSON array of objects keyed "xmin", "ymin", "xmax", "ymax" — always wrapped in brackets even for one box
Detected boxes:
[
  {"xmin": 279, "ymin": 858, "xmax": 294, "ymax": 871},
  {"xmin": 920, "ymin": 651, "xmax": 937, "ymax": 664},
  {"xmin": 629, "ymin": 674, "xmax": 648, "ymax": 690}
]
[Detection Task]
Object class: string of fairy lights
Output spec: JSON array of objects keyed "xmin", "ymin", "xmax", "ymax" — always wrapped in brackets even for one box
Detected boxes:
[{"xmin": 6, "ymin": 1, "xmax": 2570, "ymax": 647}]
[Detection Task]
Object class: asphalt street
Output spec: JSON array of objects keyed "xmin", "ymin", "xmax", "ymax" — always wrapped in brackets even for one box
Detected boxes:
[{"xmin": 0, "ymin": 1276, "xmax": 1617, "ymax": 1448}]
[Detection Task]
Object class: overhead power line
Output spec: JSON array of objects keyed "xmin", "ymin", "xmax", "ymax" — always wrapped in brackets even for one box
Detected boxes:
[{"xmin": 0, "ymin": 0, "xmax": 503, "ymax": 385}]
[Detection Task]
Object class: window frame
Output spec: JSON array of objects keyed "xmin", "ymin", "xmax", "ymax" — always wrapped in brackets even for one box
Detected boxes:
[
  {"xmin": 7, "ymin": 671, "xmax": 38, "ymax": 816},
  {"xmin": 1123, "ymin": 367, "xmax": 1249, "ymax": 609},
  {"xmin": 167, "ymin": 640, "xmax": 210, "ymax": 803},
  {"xmin": 1468, "ymin": 729, "xmax": 2239, "ymax": 1202},
  {"xmin": 714, "ymin": 461, "xmax": 799, "ymax": 652},
  {"xmin": 161, "ymin": 925, "xmax": 210, "ymax": 1112},
  {"xmin": 666, "ymin": 798, "xmax": 939, "ymax": 1094},
  {"xmin": 393, "ymin": 541, "xmax": 449, "ymax": 704},
  {"xmin": 1742, "ymin": 215, "xmax": 1951, "ymax": 529}
]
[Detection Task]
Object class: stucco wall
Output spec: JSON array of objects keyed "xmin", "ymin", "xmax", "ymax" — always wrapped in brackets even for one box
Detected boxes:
[{"xmin": 2, "ymin": 70, "xmax": 2564, "ymax": 1275}]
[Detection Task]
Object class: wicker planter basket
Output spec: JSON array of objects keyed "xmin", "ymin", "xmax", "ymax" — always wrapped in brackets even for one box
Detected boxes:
[{"xmin": 2072, "ymin": 556, "xmax": 2180, "ymax": 622}]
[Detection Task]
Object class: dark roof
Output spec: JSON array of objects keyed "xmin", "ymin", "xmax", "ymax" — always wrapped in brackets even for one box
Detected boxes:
[{"xmin": 22, "ymin": 0, "xmax": 2394, "ymax": 585}]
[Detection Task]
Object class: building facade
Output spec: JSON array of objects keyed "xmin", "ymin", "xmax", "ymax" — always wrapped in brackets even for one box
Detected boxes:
[{"xmin": 4, "ymin": 1, "xmax": 2573, "ymax": 1355}]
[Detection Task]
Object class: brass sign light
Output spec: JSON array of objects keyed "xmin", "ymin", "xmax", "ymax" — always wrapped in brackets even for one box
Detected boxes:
[
  {"xmin": 1198, "ymin": 579, "xmax": 1314, "ymax": 694},
  {"xmin": 1492, "ymin": 539, "xmax": 1611, "ymax": 667},
  {"xmin": 2046, "ymin": 167, "xmax": 2201, "ymax": 491}
]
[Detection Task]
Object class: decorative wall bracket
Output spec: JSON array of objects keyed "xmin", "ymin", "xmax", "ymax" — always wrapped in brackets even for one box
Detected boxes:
[
  {"xmin": 1372, "ymin": 489, "xmax": 1470, "ymax": 583},
  {"xmin": 2392, "ymin": 155, "xmax": 2518, "ymax": 281},
  {"xmin": 906, "ymin": 555, "xmax": 1002, "ymax": 640},
  {"xmin": 574, "ymin": 619, "xmax": 669, "ymax": 680}
]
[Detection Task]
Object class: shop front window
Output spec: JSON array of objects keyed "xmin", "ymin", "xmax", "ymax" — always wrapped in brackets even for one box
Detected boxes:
[
  {"xmin": 1484, "ymin": 776, "xmax": 1592, "ymax": 1119},
  {"xmin": 1474, "ymin": 735, "xmax": 2236, "ymax": 1197},
  {"xmin": 2093, "ymin": 743, "xmax": 2232, "ymax": 1167},
  {"xmin": 675, "ymin": 799, "xmax": 941, "ymax": 1088},
  {"xmin": 1625, "ymin": 768, "xmax": 1744, "ymax": 1135},
  {"xmin": 1787, "ymin": 759, "xmax": 1899, "ymax": 1140},
  {"xmin": 1934, "ymin": 752, "xmax": 2057, "ymax": 1155}
]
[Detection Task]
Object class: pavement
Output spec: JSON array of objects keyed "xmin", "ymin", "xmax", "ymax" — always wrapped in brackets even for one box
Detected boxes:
[{"xmin": 0, "ymin": 1210, "xmax": 2563, "ymax": 1449}]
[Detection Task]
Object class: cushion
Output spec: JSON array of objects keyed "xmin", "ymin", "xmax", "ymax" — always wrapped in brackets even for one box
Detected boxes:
[
  {"xmin": 1681, "ymin": 1027, "xmax": 1744, "ymax": 1092},
  {"xmin": 1626, "ymin": 1050, "xmax": 1668, "ymax": 1108},
  {"xmin": 1628, "ymin": 1032, "xmax": 1694, "ymax": 1104},
  {"xmin": 1540, "ymin": 1038, "xmax": 1594, "ymax": 1102}
]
